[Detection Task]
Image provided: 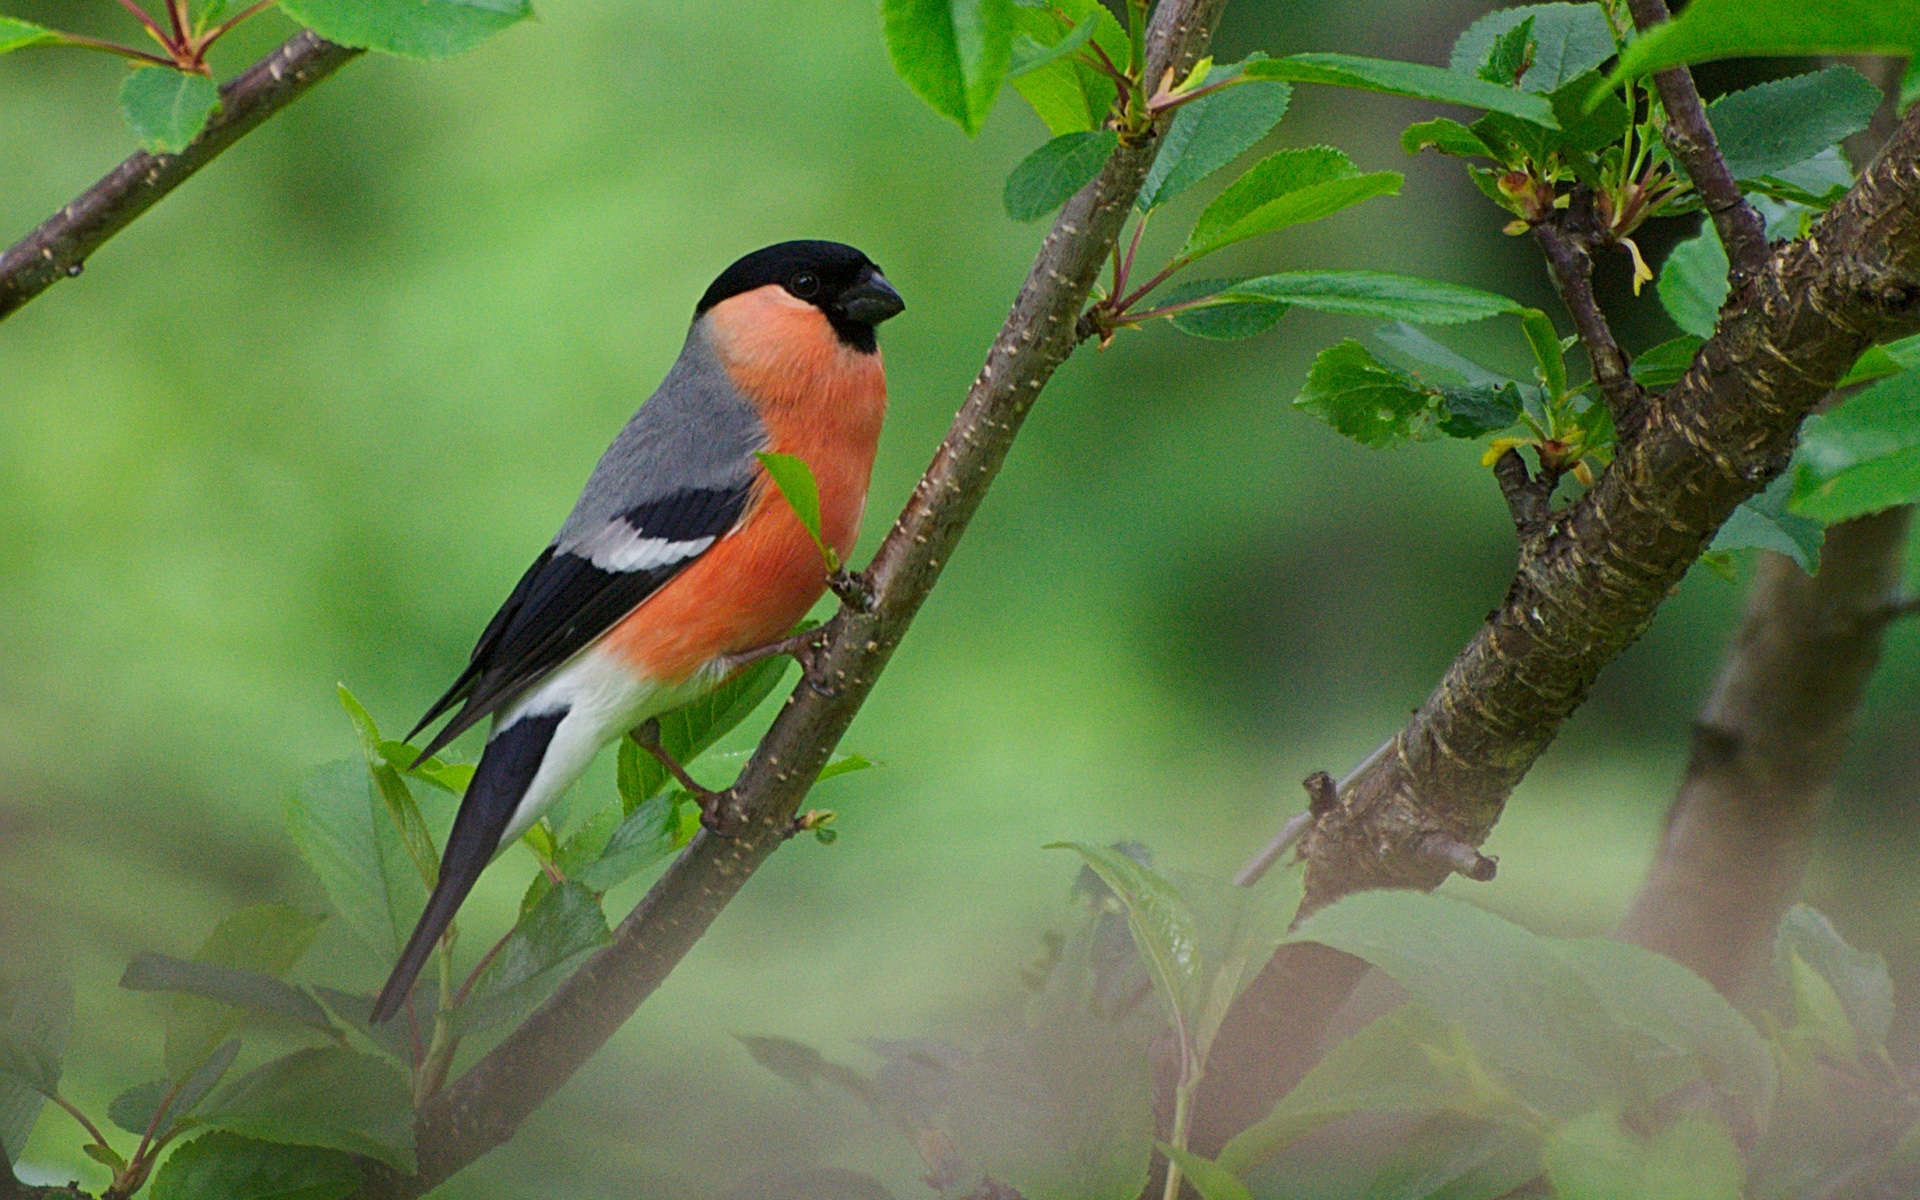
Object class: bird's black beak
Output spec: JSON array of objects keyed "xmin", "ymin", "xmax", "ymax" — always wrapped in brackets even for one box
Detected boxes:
[{"xmin": 836, "ymin": 267, "xmax": 905, "ymax": 327}]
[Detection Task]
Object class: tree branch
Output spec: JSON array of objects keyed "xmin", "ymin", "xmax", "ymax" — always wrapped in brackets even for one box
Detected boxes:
[
  {"xmin": 1616, "ymin": 507, "xmax": 1913, "ymax": 997},
  {"xmin": 1192, "ymin": 100, "xmax": 1920, "ymax": 1156},
  {"xmin": 353, "ymin": 2, "xmax": 1230, "ymax": 1193},
  {"xmin": 1532, "ymin": 207, "xmax": 1645, "ymax": 437},
  {"xmin": 0, "ymin": 30, "xmax": 360, "ymax": 321},
  {"xmin": 1624, "ymin": 0, "xmax": 1770, "ymax": 281}
]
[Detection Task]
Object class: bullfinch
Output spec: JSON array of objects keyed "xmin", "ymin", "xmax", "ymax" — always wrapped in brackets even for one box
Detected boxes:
[{"xmin": 371, "ymin": 240, "xmax": 904, "ymax": 1023}]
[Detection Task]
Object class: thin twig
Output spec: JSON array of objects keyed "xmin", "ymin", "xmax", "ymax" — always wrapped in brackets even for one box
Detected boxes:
[
  {"xmin": 1492, "ymin": 448, "xmax": 1551, "ymax": 537},
  {"xmin": 0, "ymin": 30, "xmax": 361, "ymax": 320},
  {"xmin": 1624, "ymin": 0, "xmax": 1770, "ymax": 280},
  {"xmin": 1532, "ymin": 216, "xmax": 1645, "ymax": 438}
]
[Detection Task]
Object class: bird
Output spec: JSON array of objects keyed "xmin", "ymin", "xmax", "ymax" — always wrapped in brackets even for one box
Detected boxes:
[{"xmin": 370, "ymin": 240, "xmax": 904, "ymax": 1023}]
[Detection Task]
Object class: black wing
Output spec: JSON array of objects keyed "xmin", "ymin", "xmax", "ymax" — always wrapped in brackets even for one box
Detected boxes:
[{"xmin": 408, "ymin": 482, "xmax": 753, "ymax": 761}]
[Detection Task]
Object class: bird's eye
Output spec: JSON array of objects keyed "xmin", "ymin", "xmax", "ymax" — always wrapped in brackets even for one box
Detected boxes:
[{"xmin": 788, "ymin": 271, "xmax": 821, "ymax": 299}]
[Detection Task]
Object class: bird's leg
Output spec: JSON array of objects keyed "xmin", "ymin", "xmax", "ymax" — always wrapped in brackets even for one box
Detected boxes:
[
  {"xmin": 627, "ymin": 718, "xmax": 749, "ymax": 834},
  {"xmin": 716, "ymin": 618, "xmax": 844, "ymax": 695},
  {"xmin": 826, "ymin": 567, "xmax": 874, "ymax": 612}
]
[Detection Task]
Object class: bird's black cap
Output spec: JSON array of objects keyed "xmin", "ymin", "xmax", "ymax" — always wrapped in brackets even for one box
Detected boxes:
[{"xmin": 696, "ymin": 240, "xmax": 904, "ymax": 352}]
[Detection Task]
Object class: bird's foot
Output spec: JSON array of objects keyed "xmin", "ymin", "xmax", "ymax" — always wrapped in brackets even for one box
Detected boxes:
[
  {"xmin": 826, "ymin": 568, "xmax": 874, "ymax": 612},
  {"xmin": 628, "ymin": 719, "xmax": 751, "ymax": 836},
  {"xmin": 718, "ymin": 620, "xmax": 845, "ymax": 697}
]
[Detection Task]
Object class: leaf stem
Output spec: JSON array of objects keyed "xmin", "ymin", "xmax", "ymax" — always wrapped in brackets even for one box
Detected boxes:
[
  {"xmin": 198, "ymin": 0, "xmax": 279, "ymax": 53},
  {"xmin": 1114, "ymin": 253, "xmax": 1189, "ymax": 314},
  {"xmin": 45, "ymin": 1092, "xmax": 115, "ymax": 1157},
  {"xmin": 104, "ymin": 0, "xmax": 175, "ymax": 54},
  {"xmin": 46, "ymin": 32, "xmax": 178, "ymax": 67}
]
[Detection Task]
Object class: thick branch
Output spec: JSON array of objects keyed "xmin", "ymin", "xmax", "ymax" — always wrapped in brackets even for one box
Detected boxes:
[
  {"xmin": 0, "ymin": 30, "xmax": 359, "ymax": 321},
  {"xmin": 1616, "ymin": 507, "xmax": 1912, "ymax": 997},
  {"xmin": 1194, "ymin": 101, "xmax": 1920, "ymax": 1154},
  {"xmin": 1624, "ymin": 0, "xmax": 1770, "ymax": 280},
  {"xmin": 355, "ymin": 3, "xmax": 1229, "ymax": 1193},
  {"xmin": 1532, "ymin": 214, "xmax": 1644, "ymax": 437}
]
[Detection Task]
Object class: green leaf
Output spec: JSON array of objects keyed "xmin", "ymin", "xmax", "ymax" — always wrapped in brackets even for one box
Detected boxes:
[
  {"xmin": 1838, "ymin": 332, "xmax": 1920, "ymax": 386},
  {"xmin": 1375, "ymin": 321, "xmax": 1512, "ymax": 388},
  {"xmin": 1004, "ymin": 130, "xmax": 1117, "ymax": 220},
  {"xmin": 122, "ymin": 955, "xmax": 336, "ymax": 1039},
  {"xmin": 1629, "ymin": 335, "xmax": 1703, "ymax": 389},
  {"xmin": 339, "ymin": 686, "xmax": 437, "ymax": 884},
  {"xmin": 1294, "ymin": 340, "xmax": 1446, "ymax": 447},
  {"xmin": 1006, "ymin": 0, "xmax": 1125, "ymax": 134},
  {"xmin": 1708, "ymin": 66, "xmax": 1879, "ymax": 182},
  {"xmin": 108, "ymin": 1039, "xmax": 241, "ymax": 1140},
  {"xmin": 1450, "ymin": 4, "xmax": 1617, "ymax": 93},
  {"xmin": 882, "ymin": 0, "xmax": 1016, "ymax": 135},
  {"xmin": 1475, "ymin": 16, "xmax": 1537, "ymax": 87},
  {"xmin": 613, "ymin": 654, "xmax": 786, "ymax": 812},
  {"xmin": 1543, "ymin": 1109, "xmax": 1742, "ymax": 1200},
  {"xmin": 735, "ymin": 1035, "xmax": 878, "ymax": 1107},
  {"xmin": 1223, "ymin": 271, "xmax": 1523, "ymax": 324},
  {"xmin": 311, "ymin": 985, "xmax": 433, "ymax": 1065},
  {"xmin": 1287, "ymin": 892, "xmax": 1775, "ymax": 1118},
  {"xmin": 817, "ymin": 751, "xmax": 877, "ymax": 782},
  {"xmin": 1138, "ymin": 75, "xmax": 1293, "ymax": 210},
  {"xmin": 1400, "ymin": 117, "xmax": 1496, "ymax": 159},
  {"xmin": 1221, "ymin": 1006, "xmax": 1484, "ymax": 1172},
  {"xmin": 1159, "ymin": 279, "xmax": 1289, "ymax": 341},
  {"xmin": 150, "ymin": 1131, "xmax": 359, "ymax": 1200},
  {"xmin": 119, "ymin": 67, "xmax": 221, "ymax": 155},
  {"xmin": 158, "ymin": 904, "xmax": 325, "ymax": 1080},
  {"xmin": 1183, "ymin": 146, "xmax": 1402, "ymax": 259},
  {"xmin": 1047, "ymin": 843, "xmax": 1203, "ymax": 1039},
  {"xmin": 1009, "ymin": 12, "xmax": 1095, "ymax": 77},
  {"xmin": 200, "ymin": 1048, "xmax": 415, "ymax": 1171},
  {"xmin": 287, "ymin": 760, "xmax": 425, "ymax": 957},
  {"xmin": 1775, "ymin": 904, "xmax": 1894, "ymax": 1059},
  {"xmin": 1607, "ymin": 0, "xmax": 1918, "ymax": 83},
  {"xmin": 0, "ymin": 17, "xmax": 57, "ymax": 52},
  {"xmin": 579, "ymin": 794, "xmax": 684, "ymax": 891},
  {"xmin": 1439, "ymin": 382, "xmax": 1524, "ymax": 437},
  {"xmin": 1245, "ymin": 53, "xmax": 1559, "ymax": 127},
  {"xmin": 1710, "ymin": 474, "xmax": 1823, "ymax": 573},
  {"xmin": 451, "ymin": 881, "xmax": 610, "ymax": 1035},
  {"xmin": 1519, "ymin": 308, "xmax": 1567, "ymax": 399},
  {"xmin": 276, "ymin": 0, "xmax": 531, "ymax": 60},
  {"xmin": 1656, "ymin": 225, "xmax": 1729, "ymax": 338},
  {"xmin": 0, "ymin": 975, "xmax": 71, "ymax": 1161},
  {"xmin": 1791, "ymin": 368, "xmax": 1920, "ymax": 522},
  {"xmin": 1161, "ymin": 1144, "xmax": 1255, "ymax": 1200},
  {"xmin": 755, "ymin": 451, "xmax": 830, "ymax": 561}
]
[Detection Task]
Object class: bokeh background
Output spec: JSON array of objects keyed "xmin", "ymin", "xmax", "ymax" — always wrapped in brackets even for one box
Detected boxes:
[{"xmin": 2, "ymin": 1, "xmax": 1916, "ymax": 1194}]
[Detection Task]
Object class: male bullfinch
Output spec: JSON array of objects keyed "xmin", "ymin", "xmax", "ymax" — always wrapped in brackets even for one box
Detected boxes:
[{"xmin": 370, "ymin": 240, "xmax": 904, "ymax": 1023}]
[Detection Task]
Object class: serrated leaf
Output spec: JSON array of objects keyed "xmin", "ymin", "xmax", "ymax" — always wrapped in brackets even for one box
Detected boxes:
[
  {"xmin": 1708, "ymin": 65, "xmax": 1879, "ymax": 182},
  {"xmin": 123, "ymin": 955, "xmax": 335, "ymax": 1041},
  {"xmin": 0, "ymin": 16, "xmax": 57, "ymax": 52},
  {"xmin": 158, "ymin": 905, "xmax": 325, "ymax": 1080},
  {"xmin": 1007, "ymin": 0, "xmax": 1125, "ymax": 134},
  {"xmin": 1791, "ymin": 368, "xmax": 1920, "ymax": 522},
  {"xmin": 1543, "ymin": 1108, "xmax": 1742, "ymax": 1200},
  {"xmin": 1710, "ymin": 474, "xmax": 1823, "ymax": 573},
  {"xmin": 1450, "ymin": 4, "xmax": 1617, "ymax": 93},
  {"xmin": 287, "ymin": 760, "xmax": 426, "ymax": 957},
  {"xmin": 882, "ymin": 0, "xmax": 1016, "ymax": 135},
  {"xmin": 1183, "ymin": 146, "xmax": 1401, "ymax": 259},
  {"xmin": 1656, "ymin": 225, "xmax": 1729, "ymax": 337},
  {"xmin": 1400, "ymin": 117, "xmax": 1496, "ymax": 158},
  {"xmin": 119, "ymin": 67, "xmax": 220, "ymax": 154},
  {"xmin": 311, "ymin": 985, "xmax": 433, "ymax": 1065},
  {"xmin": 0, "ymin": 975, "xmax": 70, "ymax": 1161},
  {"xmin": 276, "ymin": 0, "xmax": 530, "ymax": 60},
  {"xmin": 1223, "ymin": 271, "xmax": 1523, "ymax": 324},
  {"xmin": 450, "ymin": 881, "xmax": 609, "ymax": 1035},
  {"xmin": 1606, "ymin": 0, "xmax": 1917, "ymax": 84},
  {"xmin": 1439, "ymin": 382, "xmax": 1524, "ymax": 437},
  {"xmin": 149, "ymin": 1131, "xmax": 359, "ymax": 1200},
  {"xmin": 1157, "ymin": 278, "xmax": 1289, "ymax": 341},
  {"xmin": 614, "ymin": 655, "xmax": 785, "ymax": 812},
  {"xmin": 1046, "ymin": 843, "xmax": 1203, "ymax": 1037},
  {"xmin": 1138, "ymin": 75, "xmax": 1293, "ymax": 210},
  {"xmin": 200, "ymin": 1048, "xmax": 415, "ymax": 1171},
  {"xmin": 1245, "ymin": 53, "xmax": 1559, "ymax": 126},
  {"xmin": 108, "ymin": 1039, "xmax": 241, "ymax": 1140},
  {"xmin": 1004, "ymin": 129, "xmax": 1117, "ymax": 220},
  {"xmin": 1294, "ymin": 340, "xmax": 1446, "ymax": 447},
  {"xmin": 1630, "ymin": 335, "xmax": 1703, "ymax": 389}
]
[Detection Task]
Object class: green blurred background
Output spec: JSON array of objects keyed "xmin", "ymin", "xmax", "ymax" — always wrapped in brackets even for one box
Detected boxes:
[{"xmin": 2, "ymin": 1, "xmax": 1916, "ymax": 1194}]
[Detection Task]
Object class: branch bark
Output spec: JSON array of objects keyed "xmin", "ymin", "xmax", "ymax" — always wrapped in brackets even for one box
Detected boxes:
[
  {"xmin": 1616, "ymin": 508, "xmax": 1913, "ymax": 997},
  {"xmin": 1533, "ymin": 208, "xmax": 1645, "ymax": 437},
  {"xmin": 355, "ymin": 3, "xmax": 1229, "ymax": 1193},
  {"xmin": 0, "ymin": 30, "xmax": 359, "ymax": 321},
  {"xmin": 1192, "ymin": 101, "xmax": 1920, "ymax": 1155}
]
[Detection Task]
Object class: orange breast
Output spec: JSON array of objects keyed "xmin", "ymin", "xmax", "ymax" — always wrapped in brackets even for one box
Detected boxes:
[{"xmin": 603, "ymin": 285, "xmax": 888, "ymax": 681}]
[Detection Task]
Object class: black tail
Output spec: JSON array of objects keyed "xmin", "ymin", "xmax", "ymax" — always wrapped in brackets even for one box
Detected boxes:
[{"xmin": 370, "ymin": 709, "xmax": 565, "ymax": 1023}]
